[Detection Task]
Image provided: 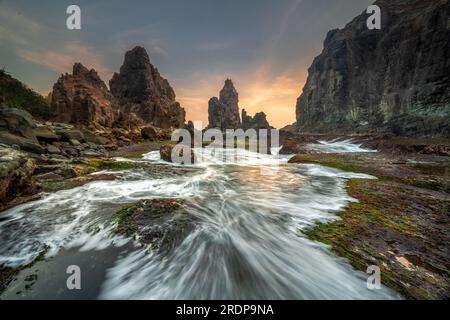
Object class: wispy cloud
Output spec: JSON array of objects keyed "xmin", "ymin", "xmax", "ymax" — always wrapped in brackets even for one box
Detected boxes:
[
  {"xmin": 109, "ymin": 24, "xmax": 168, "ymax": 58},
  {"xmin": 0, "ymin": 5, "xmax": 113, "ymax": 85},
  {"xmin": 0, "ymin": 6, "xmax": 45, "ymax": 46},
  {"xmin": 18, "ymin": 43, "xmax": 113, "ymax": 81}
]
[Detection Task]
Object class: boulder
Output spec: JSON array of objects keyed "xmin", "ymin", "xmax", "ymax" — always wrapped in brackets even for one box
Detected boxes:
[
  {"xmin": 0, "ymin": 132, "xmax": 44, "ymax": 154},
  {"xmin": 46, "ymin": 145, "xmax": 61, "ymax": 154},
  {"xmin": 82, "ymin": 130, "xmax": 110, "ymax": 145},
  {"xmin": 59, "ymin": 129, "xmax": 85, "ymax": 142},
  {"xmin": 0, "ymin": 146, "xmax": 37, "ymax": 210},
  {"xmin": 141, "ymin": 125, "xmax": 158, "ymax": 140},
  {"xmin": 69, "ymin": 139, "xmax": 81, "ymax": 146},
  {"xmin": 33, "ymin": 126, "xmax": 60, "ymax": 143},
  {"xmin": 0, "ymin": 105, "xmax": 45, "ymax": 153},
  {"xmin": 114, "ymin": 199, "xmax": 195, "ymax": 253},
  {"xmin": 160, "ymin": 144, "xmax": 195, "ymax": 164}
]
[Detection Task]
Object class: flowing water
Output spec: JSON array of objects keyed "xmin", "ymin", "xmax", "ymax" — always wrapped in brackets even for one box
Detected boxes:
[
  {"xmin": 0, "ymin": 141, "xmax": 399, "ymax": 299},
  {"xmin": 307, "ymin": 139, "xmax": 377, "ymax": 153}
]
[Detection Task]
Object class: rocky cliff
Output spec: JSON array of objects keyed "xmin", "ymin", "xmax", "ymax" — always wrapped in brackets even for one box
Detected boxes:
[
  {"xmin": 51, "ymin": 63, "xmax": 119, "ymax": 128},
  {"xmin": 242, "ymin": 109, "xmax": 272, "ymax": 130},
  {"xmin": 208, "ymin": 79, "xmax": 242, "ymax": 130},
  {"xmin": 296, "ymin": 0, "xmax": 450, "ymax": 136},
  {"xmin": 110, "ymin": 46, "xmax": 185, "ymax": 128}
]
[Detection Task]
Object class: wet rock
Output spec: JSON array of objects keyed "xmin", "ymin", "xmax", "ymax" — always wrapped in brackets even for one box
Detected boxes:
[
  {"xmin": 160, "ymin": 144, "xmax": 195, "ymax": 164},
  {"xmin": 114, "ymin": 199, "xmax": 195, "ymax": 253},
  {"xmin": 160, "ymin": 144, "xmax": 174, "ymax": 162},
  {"xmin": 290, "ymin": 151, "xmax": 450, "ymax": 298}
]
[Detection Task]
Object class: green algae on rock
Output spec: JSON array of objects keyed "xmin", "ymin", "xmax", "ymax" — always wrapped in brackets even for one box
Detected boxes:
[
  {"xmin": 114, "ymin": 199, "xmax": 195, "ymax": 254},
  {"xmin": 293, "ymin": 153, "xmax": 450, "ymax": 299}
]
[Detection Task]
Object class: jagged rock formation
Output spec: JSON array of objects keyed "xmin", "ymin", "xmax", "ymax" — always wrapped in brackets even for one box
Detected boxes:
[
  {"xmin": 51, "ymin": 63, "xmax": 118, "ymax": 128},
  {"xmin": 242, "ymin": 109, "xmax": 272, "ymax": 130},
  {"xmin": 208, "ymin": 79, "xmax": 242, "ymax": 130},
  {"xmin": 296, "ymin": 0, "xmax": 450, "ymax": 136},
  {"xmin": 110, "ymin": 46, "xmax": 185, "ymax": 128}
]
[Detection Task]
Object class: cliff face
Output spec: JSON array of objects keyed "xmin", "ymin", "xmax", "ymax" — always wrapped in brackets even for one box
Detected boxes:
[
  {"xmin": 296, "ymin": 0, "xmax": 450, "ymax": 136},
  {"xmin": 110, "ymin": 46, "xmax": 185, "ymax": 128},
  {"xmin": 208, "ymin": 79, "xmax": 241, "ymax": 130},
  {"xmin": 51, "ymin": 63, "xmax": 119, "ymax": 128}
]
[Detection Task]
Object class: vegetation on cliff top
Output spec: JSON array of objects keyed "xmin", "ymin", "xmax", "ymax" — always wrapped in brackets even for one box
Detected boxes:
[{"xmin": 0, "ymin": 69, "xmax": 50, "ymax": 119}]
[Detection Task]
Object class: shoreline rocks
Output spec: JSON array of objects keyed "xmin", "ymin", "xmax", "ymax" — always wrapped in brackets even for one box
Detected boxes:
[
  {"xmin": 114, "ymin": 199, "xmax": 194, "ymax": 254},
  {"xmin": 289, "ymin": 151, "xmax": 450, "ymax": 299},
  {"xmin": 0, "ymin": 146, "xmax": 38, "ymax": 211}
]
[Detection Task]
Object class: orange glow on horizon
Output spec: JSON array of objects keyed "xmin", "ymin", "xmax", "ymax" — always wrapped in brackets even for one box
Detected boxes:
[{"xmin": 177, "ymin": 70, "xmax": 307, "ymax": 129}]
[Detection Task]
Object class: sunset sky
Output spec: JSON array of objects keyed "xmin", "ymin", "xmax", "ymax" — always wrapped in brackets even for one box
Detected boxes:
[{"xmin": 0, "ymin": 0, "xmax": 373, "ymax": 128}]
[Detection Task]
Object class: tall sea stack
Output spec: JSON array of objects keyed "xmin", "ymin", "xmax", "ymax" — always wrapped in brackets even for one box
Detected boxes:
[{"xmin": 208, "ymin": 79, "xmax": 242, "ymax": 130}]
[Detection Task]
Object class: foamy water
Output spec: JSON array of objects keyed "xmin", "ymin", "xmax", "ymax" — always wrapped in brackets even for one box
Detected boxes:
[
  {"xmin": 0, "ymin": 141, "xmax": 399, "ymax": 299},
  {"xmin": 307, "ymin": 139, "xmax": 377, "ymax": 153}
]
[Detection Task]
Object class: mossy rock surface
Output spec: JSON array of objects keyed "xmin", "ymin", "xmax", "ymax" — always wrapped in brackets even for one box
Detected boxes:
[
  {"xmin": 300, "ymin": 164, "xmax": 450, "ymax": 299},
  {"xmin": 115, "ymin": 199, "xmax": 195, "ymax": 254},
  {"xmin": 288, "ymin": 150, "xmax": 450, "ymax": 299}
]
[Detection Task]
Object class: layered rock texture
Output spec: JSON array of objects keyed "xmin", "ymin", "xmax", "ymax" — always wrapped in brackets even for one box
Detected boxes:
[
  {"xmin": 50, "ymin": 46, "xmax": 185, "ymax": 131},
  {"xmin": 296, "ymin": 0, "xmax": 450, "ymax": 136},
  {"xmin": 242, "ymin": 109, "xmax": 272, "ymax": 130},
  {"xmin": 0, "ymin": 104, "xmax": 44, "ymax": 153},
  {"xmin": 0, "ymin": 146, "xmax": 37, "ymax": 211},
  {"xmin": 110, "ymin": 46, "xmax": 185, "ymax": 128},
  {"xmin": 208, "ymin": 79, "xmax": 242, "ymax": 130},
  {"xmin": 51, "ymin": 63, "xmax": 118, "ymax": 128}
]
